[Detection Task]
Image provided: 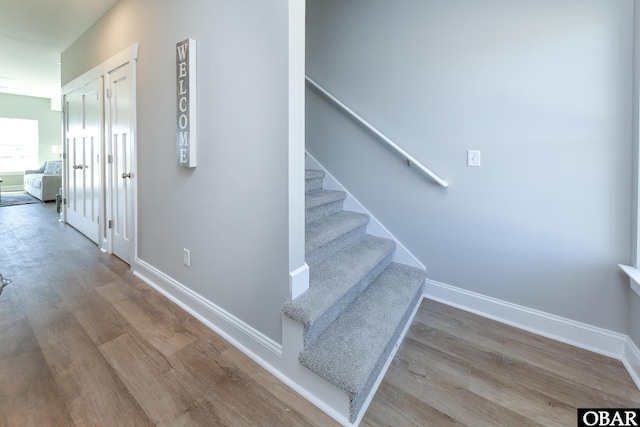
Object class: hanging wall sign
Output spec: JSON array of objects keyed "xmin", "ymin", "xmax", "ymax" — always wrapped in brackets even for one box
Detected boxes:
[{"xmin": 176, "ymin": 38, "xmax": 197, "ymax": 168}]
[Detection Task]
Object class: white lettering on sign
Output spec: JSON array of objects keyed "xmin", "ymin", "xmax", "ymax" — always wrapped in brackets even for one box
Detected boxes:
[{"xmin": 176, "ymin": 38, "xmax": 197, "ymax": 168}]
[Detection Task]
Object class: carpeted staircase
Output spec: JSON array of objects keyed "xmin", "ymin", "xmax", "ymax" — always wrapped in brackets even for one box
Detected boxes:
[{"xmin": 283, "ymin": 169, "xmax": 425, "ymax": 423}]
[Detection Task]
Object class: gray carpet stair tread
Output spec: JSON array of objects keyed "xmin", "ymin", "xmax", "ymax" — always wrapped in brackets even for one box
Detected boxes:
[
  {"xmin": 283, "ymin": 235, "xmax": 395, "ymax": 327},
  {"xmin": 305, "ymin": 169, "xmax": 325, "ymax": 180},
  {"xmin": 306, "ymin": 211, "xmax": 370, "ymax": 254},
  {"xmin": 305, "ymin": 189, "xmax": 346, "ymax": 209},
  {"xmin": 299, "ymin": 262, "xmax": 425, "ymax": 398},
  {"xmin": 292, "ymin": 167, "xmax": 424, "ymax": 422}
]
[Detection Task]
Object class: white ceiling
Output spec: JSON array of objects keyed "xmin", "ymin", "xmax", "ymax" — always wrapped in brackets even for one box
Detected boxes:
[{"xmin": 0, "ymin": 0, "xmax": 119, "ymax": 99}]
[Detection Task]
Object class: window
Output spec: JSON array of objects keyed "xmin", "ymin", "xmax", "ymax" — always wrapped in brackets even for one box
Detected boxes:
[{"xmin": 0, "ymin": 117, "xmax": 39, "ymax": 172}]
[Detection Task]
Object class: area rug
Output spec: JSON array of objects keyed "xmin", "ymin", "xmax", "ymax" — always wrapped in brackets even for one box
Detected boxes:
[{"xmin": 0, "ymin": 191, "xmax": 40, "ymax": 207}]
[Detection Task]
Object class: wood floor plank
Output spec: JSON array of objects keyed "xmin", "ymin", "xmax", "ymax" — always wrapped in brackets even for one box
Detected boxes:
[
  {"xmin": 474, "ymin": 338, "xmax": 640, "ymax": 409},
  {"xmin": 0, "ymin": 351, "xmax": 74, "ymax": 427},
  {"xmin": 218, "ymin": 345, "xmax": 339, "ymax": 426},
  {"xmin": 383, "ymin": 344, "xmax": 545, "ymax": 427},
  {"xmin": 111, "ymin": 296, "xmax": 196, "ymax": 357},
  {"xmin": 168, "ymin": 339, "xmax": 239, "ymax": 392},
  {"xmin": 362, "ymin": 381, "xmax": 463, "ymax": 427},
  {"xmin": 0, "ymin": 285, "xmax": 26, "ymax": 328},
  {"xmin": 29, "ymin": 308, "xmax": 152, "ymax": 426},
  {"xmin": 14, "ymin": 281, "xmax": 69, "ymax": 326},
  {"xmin": 201, "ymin": 362, "xmax": 320, "ymax": 427},
  {"xmin": 504, "ymin": 335, "xmax": 639, "ymax": 398},
  {"xmin": 422, "ymin": 299, "xmax": 634, "ymax": 390},
  {"xmin": 415, "ymin": 301, "xmax": 640, "ymax": 403},
  {"xmin": 55, "ymin": 360, "xmax": 154, "ymax": 427},
  {"xmin": 416, "ymin": 300, "xmax": 507, "ymax": 354},
  {"xmin": 396, "ymin": 327, "xmax": 574, "ymax": 426},
  {"xmin": 99, "ymin": 330, "xmax": 225, "ymax": 426},
  {"xmin": 95, "ymin": 278, "xmax": 140, "ymax": 303},
  {"xmin": 3, "ymin": 202, "xmax": 640, "ymax": 426},
  {"xmin": 468, "ymin": 358, "xmax": 576, "ymax": 427},
  {"xmin": 69, "ymin": 289, "xmax": 133, "ymax": 346},
  {"xmin": 363, "ymin": 299, "xmax": 640, "ymax": 426},
  {"xmin": 0, "ymin": 318, "xmax": 40, "ymax": 361},
  {"xmin": 97, "ymin": 278, "xmax": 198, "ymax": 357}
]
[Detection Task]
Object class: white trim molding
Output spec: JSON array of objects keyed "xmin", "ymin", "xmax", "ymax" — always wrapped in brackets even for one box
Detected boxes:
[
  {"xmin": 425, "ymin": 276, "xmax": 640, "ymax": 393},
  {"xmin": 290, "ymin": 263, "xmax": 309, "ymax": 299},
  {"xmin": 424, "ymin": 278, "xmax": 628, "ymax": 359},
  {"xmin": 624, "ymin": 338, "xmax": 640, "ymax": 390},
  {"xmin": 133, "ymin": 258, "xmax": 282, "ymax": 356},
  {"xmin": 132, "ymin": 257, "xmax": 354, "ymax": 426},
  {"xmin": 305, "ymin": 152, "xmax": 425, "ymax": 270},
  {"xmin": 619, "ymin": 264, "xmax": 640, "ymax": 297}
]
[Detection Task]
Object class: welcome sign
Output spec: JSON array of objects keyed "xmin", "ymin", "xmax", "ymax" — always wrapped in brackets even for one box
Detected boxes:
[{"xmin": 176, "ymin": 38, "xmax": 197, "ymax": 168}]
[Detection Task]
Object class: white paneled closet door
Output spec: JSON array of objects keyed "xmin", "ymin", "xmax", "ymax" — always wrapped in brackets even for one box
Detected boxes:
[
  {"xmin": 62, "ymin": 44, "xmax": 138, "ymax": 265},
  {"xmin": 105, "ymin": 59, "xmax": 135, "ymax": 265},
  {"xmin": 63, "ymin": 77, "xmax": 102, "ymax": 244}
]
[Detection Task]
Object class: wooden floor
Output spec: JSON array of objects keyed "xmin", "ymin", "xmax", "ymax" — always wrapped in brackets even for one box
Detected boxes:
[{"xmin": 1, "ymin": 202, "xmax": 639, "ymax": 426}]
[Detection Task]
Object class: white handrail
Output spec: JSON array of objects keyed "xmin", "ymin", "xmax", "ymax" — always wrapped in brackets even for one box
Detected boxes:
[{"xmin": 305, "ymin": 76, "xmax": 449, "ymax": 188}]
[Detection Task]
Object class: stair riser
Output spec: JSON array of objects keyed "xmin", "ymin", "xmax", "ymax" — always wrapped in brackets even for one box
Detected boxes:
[
  {"xmin": 304, "ymin": 254, "xmax": 394, "ymax": 346},
  {"xmin": 306, "ymin": 200, "xmax": 344, "ymax": 224},
  {"xmin": 306, "ymin": 177, "xmax": 324, "ymax": 193},
  {"xmin": 306, "ymin": 223, "xmax": 368, "ymax": 266}
]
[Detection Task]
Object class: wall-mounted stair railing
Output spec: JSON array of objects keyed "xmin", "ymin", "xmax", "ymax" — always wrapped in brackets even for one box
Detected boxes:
[{"xmin": 306, "ymin": 76, "xmax": 449, "ymax": 188}]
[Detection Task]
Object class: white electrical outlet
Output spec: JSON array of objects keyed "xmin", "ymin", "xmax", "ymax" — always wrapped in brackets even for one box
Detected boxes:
[
  {"xmin": 468, "ymin": 150, "xmax": 481, "ymax": 167},
  {"xmin": 183, "ymin": 248, "xmax": 191, "ymax": 267}
]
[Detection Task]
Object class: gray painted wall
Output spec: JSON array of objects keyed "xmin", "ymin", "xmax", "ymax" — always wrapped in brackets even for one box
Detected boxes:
[
  {"xmin": 306, "ymin": 0, "xmax": 633, "ymax": 333},
  {"xmin": 62, "ymin": 0, "xmax": 292, "ymax": 342}
]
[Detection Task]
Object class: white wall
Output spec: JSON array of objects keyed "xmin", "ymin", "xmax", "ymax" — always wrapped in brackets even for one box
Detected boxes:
[
  {"xmin": 306, "ymin": 0, "xmax": 633, "ymax": 333},
  {"xmin": 62, "ymin": 0, "xmax": 297, "ymax": 343}
]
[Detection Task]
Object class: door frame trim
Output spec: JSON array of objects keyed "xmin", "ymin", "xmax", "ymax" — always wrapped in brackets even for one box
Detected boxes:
[{"xmin": 61, "ymin": 44, "xmax": 138, "ymax": 265}]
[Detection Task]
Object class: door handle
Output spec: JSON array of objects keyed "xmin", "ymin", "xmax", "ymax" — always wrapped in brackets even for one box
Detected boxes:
[
  {"xmin": 122, "ymin": 172, "xmax": 131, "ymax": 179},
  {"xmin": 72, "ymin": 164, "xmax": 84, "ymax": 170}
]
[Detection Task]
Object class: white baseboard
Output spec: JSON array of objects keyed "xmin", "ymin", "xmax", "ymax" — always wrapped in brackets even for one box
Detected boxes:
[
  {"xmin": 133, "ymin": 257, "xmax": 352, "ymax": 426},
  {"xmin": 424, "ymin": 278, "xmax": 628, "ymax": 360},
  {"xmin": 130, "ymin": 256, "xmax": 640, "ymax": 425},
  {"xmin": 133, "ymin": 258, "xmax": 282, "ymax": 356},
  {"xmin": 624, "ymin": 338, "xmax": 640, "ymax": 390},
  {"xmin": 1, "ymin": 185, "xmax": 23, "ymax": 192}
]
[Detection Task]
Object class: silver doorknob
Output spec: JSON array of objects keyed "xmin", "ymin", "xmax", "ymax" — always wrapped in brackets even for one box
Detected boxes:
[{"xmin": 122, "ymin": 172, "xmax": 131, "ymax": 179}]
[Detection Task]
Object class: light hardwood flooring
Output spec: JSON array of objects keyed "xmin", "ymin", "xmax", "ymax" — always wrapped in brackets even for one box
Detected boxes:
[{"xmin": 1, "ymin": 201, "xmax": 639, "ymax": 426}]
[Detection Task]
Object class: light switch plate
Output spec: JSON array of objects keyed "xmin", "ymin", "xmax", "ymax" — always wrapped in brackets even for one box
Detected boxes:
[{"xmin": 468, "ymin": 150, "xmax": 481, "ymax": 167}]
